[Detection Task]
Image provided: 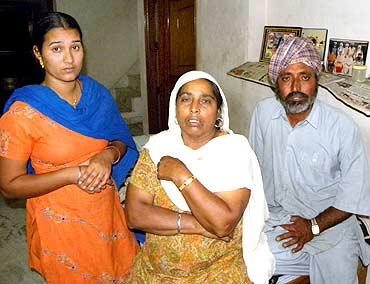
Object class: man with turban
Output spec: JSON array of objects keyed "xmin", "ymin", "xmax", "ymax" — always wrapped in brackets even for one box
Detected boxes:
[{"xmin": 249, "ymin": 37, "xmax": 370, "ymax": 283}]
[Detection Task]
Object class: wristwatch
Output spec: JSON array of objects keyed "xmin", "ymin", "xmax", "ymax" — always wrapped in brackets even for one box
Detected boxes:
[{"xmin": 310, "ymin": 218, "xmax": 320, "ymax": 236}]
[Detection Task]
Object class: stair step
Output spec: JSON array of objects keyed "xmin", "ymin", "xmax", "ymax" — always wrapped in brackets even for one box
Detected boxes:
[
  {"xmin": 122, "ymin": 111, "xmax": 143, "ymax": 124},
  {"xmin": 127, "ymin": 74, "xmax": 140, "ymax": 92},
  {"xmin": 122, "ymin": 112, "xmax": 143, "ymax": 136},
  {"xmin": 115, "ymin": 93, "xmax": 132, "ymax": 113},
  {"xmin": 131, "ymin": 97, "xmax": 143, "ymax": 113},
  {"xmin": 128, "ymin": 122, "xmax": 143, "ymax": 136},
  {"xmin": 115, "ymin": 86, "xmax": 141, "ymax": 98}
]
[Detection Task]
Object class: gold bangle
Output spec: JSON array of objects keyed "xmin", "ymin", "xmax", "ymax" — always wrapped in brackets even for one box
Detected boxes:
[
  {"xmin": 178, "ymin": 175, "xmax": 197, "ymax": 191},
  {"xmin": 105, "ymin": 145, "xmax": 121, "ymax": 164}
]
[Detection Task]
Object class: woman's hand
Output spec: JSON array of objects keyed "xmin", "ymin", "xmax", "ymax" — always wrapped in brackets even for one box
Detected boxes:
[
  {"xmin": 157, "ymin": 156, "xmax": 189, "ymax": 183},
  {"xmin": 77, "ymin": 150, "xmax": 114, "ymax": 193}
]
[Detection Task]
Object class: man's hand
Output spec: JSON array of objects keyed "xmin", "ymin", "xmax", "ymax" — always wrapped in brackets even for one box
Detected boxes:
[{"xmin": 276, "ymin": 216, "xmax": 313, "ymax": 253}]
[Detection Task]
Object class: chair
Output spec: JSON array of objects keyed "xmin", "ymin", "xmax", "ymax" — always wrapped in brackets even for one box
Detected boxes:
[
  {"xmin": 288, "ymin": 276, "xmax": 309, "ymax": 284},
  {"xmin": 269, "ymin": 275, "xmax": 309, "ymax": 284}
]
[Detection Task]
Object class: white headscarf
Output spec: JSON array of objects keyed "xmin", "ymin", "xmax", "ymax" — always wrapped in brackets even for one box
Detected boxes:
[
  {"xmin": 167, "ymin": 70, "xmax": 231, "ymax": 134},
  {"xmin": 145, "ymin": 71, "xmax": 275, "ymax": 284}
]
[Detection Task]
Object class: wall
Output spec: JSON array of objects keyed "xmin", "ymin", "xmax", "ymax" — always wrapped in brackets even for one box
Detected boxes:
[
  {"xmin": 55, "ymin": 0, "xmax": 138, "ymax": 88},
  {"xmin": 137, "ymin": 0, "xmax": 149, "ymax": 134},
  {"xmin": 196, "ymin": 0, "xmax": 272, "ymax": 135},
  {"xmin": 196, "ymin": 0, "xmax": 370, "ymax": 138},
  {"xmin": 196, "ymin": 0, "xmax": 260, "ymax": 135}
]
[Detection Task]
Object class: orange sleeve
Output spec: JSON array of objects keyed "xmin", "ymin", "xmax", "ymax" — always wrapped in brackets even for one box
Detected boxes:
[{"xmin": 0, "ymin": 103, "xmax": 36, "ymax": 161}]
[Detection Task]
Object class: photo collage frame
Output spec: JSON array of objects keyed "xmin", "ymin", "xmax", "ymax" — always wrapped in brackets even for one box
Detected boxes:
[{"xmin": 259, "ymin": 25, "xmax": 369, "ymax": 77}]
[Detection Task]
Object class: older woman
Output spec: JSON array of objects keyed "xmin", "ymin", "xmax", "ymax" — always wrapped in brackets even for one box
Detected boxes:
[
  {"xmin": 125, "ymin": 71, "xmax": 274, "ymax": 283},
  {"xmin": 0, "ymin": 12, "xmax": 138, "ymax": 283}
]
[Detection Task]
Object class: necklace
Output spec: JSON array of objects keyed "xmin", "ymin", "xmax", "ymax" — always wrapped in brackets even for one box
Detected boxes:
[
  {"xmin": 72, "ymin": 80, "xmax": 82, "ymax": 108},
  {"xmin": 41, "ymin": 80, "xmax": 81, "ymax": 108}
]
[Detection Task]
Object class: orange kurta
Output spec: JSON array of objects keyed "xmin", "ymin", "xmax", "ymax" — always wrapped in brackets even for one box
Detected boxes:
[{"xmin": 0, "ymin": 102, "xmax": 138, "ymax": 283}]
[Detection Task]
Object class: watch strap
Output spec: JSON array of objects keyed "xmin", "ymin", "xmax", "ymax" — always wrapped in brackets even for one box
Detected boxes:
[{"xmin": 310, "ymin": 218, "xmax": 320, "ymax": 235}]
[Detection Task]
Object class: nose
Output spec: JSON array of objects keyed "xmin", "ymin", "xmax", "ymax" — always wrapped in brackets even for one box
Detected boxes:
[
  {"xmin": 291, "ymin": 77, "xmax": 301, "ymax": 93},
  {"xmin": 63, "ymin": 50, "xmax": 73, "ymax": 63},
  {"xmin": 190, "ymin": 99, "xmax": 200, "ymax": 113}
]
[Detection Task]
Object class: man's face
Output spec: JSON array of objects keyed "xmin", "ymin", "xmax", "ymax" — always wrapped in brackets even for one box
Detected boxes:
[{"xmin": 276, "ymin": 63, "xmax": 318, "ymax": 115}]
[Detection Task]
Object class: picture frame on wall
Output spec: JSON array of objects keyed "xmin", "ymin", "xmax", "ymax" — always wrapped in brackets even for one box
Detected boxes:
[
  {"xmin": 326, "ymin": 38, "xmax": 369, "ymax": 76},
  {"xmin": 301, "ymin": 28, "xmax": 328, "ymax": 62},
  {"xmin": 259, "ymin": 26, "xmax": 302, "ymax": 62}
]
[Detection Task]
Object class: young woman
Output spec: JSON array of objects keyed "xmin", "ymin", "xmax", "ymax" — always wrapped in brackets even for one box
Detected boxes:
[{"xmin": 0, "ymin": 12, "xmax": 138, "ymax": 283}]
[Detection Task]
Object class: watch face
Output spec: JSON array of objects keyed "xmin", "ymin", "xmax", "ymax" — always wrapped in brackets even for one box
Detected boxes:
[{"xmin": 312, "ymin": 224, "xmax": 320, "ymax": 235}]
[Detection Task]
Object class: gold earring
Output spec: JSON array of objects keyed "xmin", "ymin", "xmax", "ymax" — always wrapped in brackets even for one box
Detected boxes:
[{"xmin": 39, "ymin": 60, "xmax": 44, "ymax": 69}]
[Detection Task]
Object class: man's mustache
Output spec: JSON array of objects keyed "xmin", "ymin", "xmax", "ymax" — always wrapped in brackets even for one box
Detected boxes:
[{"xmin": 285, "ymin": 92, "xmax": 309, "ymax": 102}]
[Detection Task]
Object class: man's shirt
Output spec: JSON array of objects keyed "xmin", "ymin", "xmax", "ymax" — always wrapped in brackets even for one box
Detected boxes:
[{"xmin": 249, "ymin": 97, "xmax": 370, "ymax": 219}]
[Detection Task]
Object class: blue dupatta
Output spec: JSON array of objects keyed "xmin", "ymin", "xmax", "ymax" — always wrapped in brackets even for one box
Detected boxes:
[{"xmin": 4, "ymin": 75, "xmax": 138, "ymax": 187}]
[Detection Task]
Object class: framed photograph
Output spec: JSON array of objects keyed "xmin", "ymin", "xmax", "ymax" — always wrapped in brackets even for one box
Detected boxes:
[
  {"xmin": 326, "ymin": 38, "xmax": 369, "ymax": 76},
  {"xmin": 259, "ymin": 26, "xmax": 302, "ymax": 62},
  {"xmin": 301, "ymin": 28, "xmax": 328, "ymax": 62}
]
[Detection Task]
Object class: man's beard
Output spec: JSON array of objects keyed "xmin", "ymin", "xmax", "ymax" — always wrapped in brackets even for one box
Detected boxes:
[{"xmin": 277, "ymin": 91, "xmax": 317, "ymax": 115}]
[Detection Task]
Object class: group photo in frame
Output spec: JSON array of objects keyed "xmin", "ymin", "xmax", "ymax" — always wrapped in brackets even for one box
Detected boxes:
[
  {"xmin": 301, "ymin": 28, "xmax": 328, "ymax": 62},
  {"xmin": 326, "ymin": 38, "xmax": 369, "ymax": 76},
  {"xmin": 259, "ymin": 26, "xmax": 302, "ymax": 62}
]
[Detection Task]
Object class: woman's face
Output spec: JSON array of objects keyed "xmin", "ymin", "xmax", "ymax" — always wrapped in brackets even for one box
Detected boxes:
[
  {"xmin": 34, "ymin": 27, "xmax": 84, "ymax": 83},
  {"xmin": 176, "ymin": 79, "xmax": 219, "ymax": 145}
]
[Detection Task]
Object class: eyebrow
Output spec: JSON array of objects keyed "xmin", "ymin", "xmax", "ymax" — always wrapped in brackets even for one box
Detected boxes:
[
  {"xmin": 179, "ymin": 92, "xmax": 216, "ymax": 99},
  {"xmin": 280, "ymin": 71, "xmax": 313, "ymax": 76},
  {"xmin": 48, "ymin": 40, "xmax": 82, "ymax": 46}
]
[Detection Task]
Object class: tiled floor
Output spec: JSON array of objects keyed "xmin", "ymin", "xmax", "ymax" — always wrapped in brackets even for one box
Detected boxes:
[{"xmin": 0, "ymin": 198, "xmax": 44, "ymax": 284}]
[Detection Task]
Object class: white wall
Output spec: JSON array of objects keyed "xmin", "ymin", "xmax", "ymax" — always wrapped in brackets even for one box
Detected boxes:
[
  {"xmin": 55, "ymin": 0, "xmax": 138, "ymax": 88},
  {"xmin": 196, "ymin": 0, "xmax": 263, "ymax": 135},
  {"xmin": 265, "ymin": 0, "xmax": 370, "ymax": 72}
]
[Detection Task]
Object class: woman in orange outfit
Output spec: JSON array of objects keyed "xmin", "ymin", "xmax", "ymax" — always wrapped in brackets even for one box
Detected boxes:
[{"xmin": 0, "ymin": 12, "xmax": 138, "ymax": 283}]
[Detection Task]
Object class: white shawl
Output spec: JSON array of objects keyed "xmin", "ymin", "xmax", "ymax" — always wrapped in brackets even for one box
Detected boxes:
[{"xmin": 144, "ymin": 71, "xmax": 275, "ymax": 284}]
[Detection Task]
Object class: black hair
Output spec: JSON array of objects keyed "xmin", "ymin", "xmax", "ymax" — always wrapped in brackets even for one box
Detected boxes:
[
  {"xmin": 32, "ymin": 12, "xmax": 83, "ymax": 51},
  {"xmin": 176, "ymin": 78, "xmax": 223, "ymax": 110}
]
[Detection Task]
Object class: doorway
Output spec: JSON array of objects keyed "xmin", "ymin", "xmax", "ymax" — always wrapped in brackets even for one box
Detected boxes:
[{"xmin": 144, "ymin": 0, "xmax": 195, "ymax": 133}]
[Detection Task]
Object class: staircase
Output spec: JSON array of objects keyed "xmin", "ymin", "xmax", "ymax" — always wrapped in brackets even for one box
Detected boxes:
[{"xmin": 112, "ymin": 73, "xmax": 144, "ymax": 136}]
